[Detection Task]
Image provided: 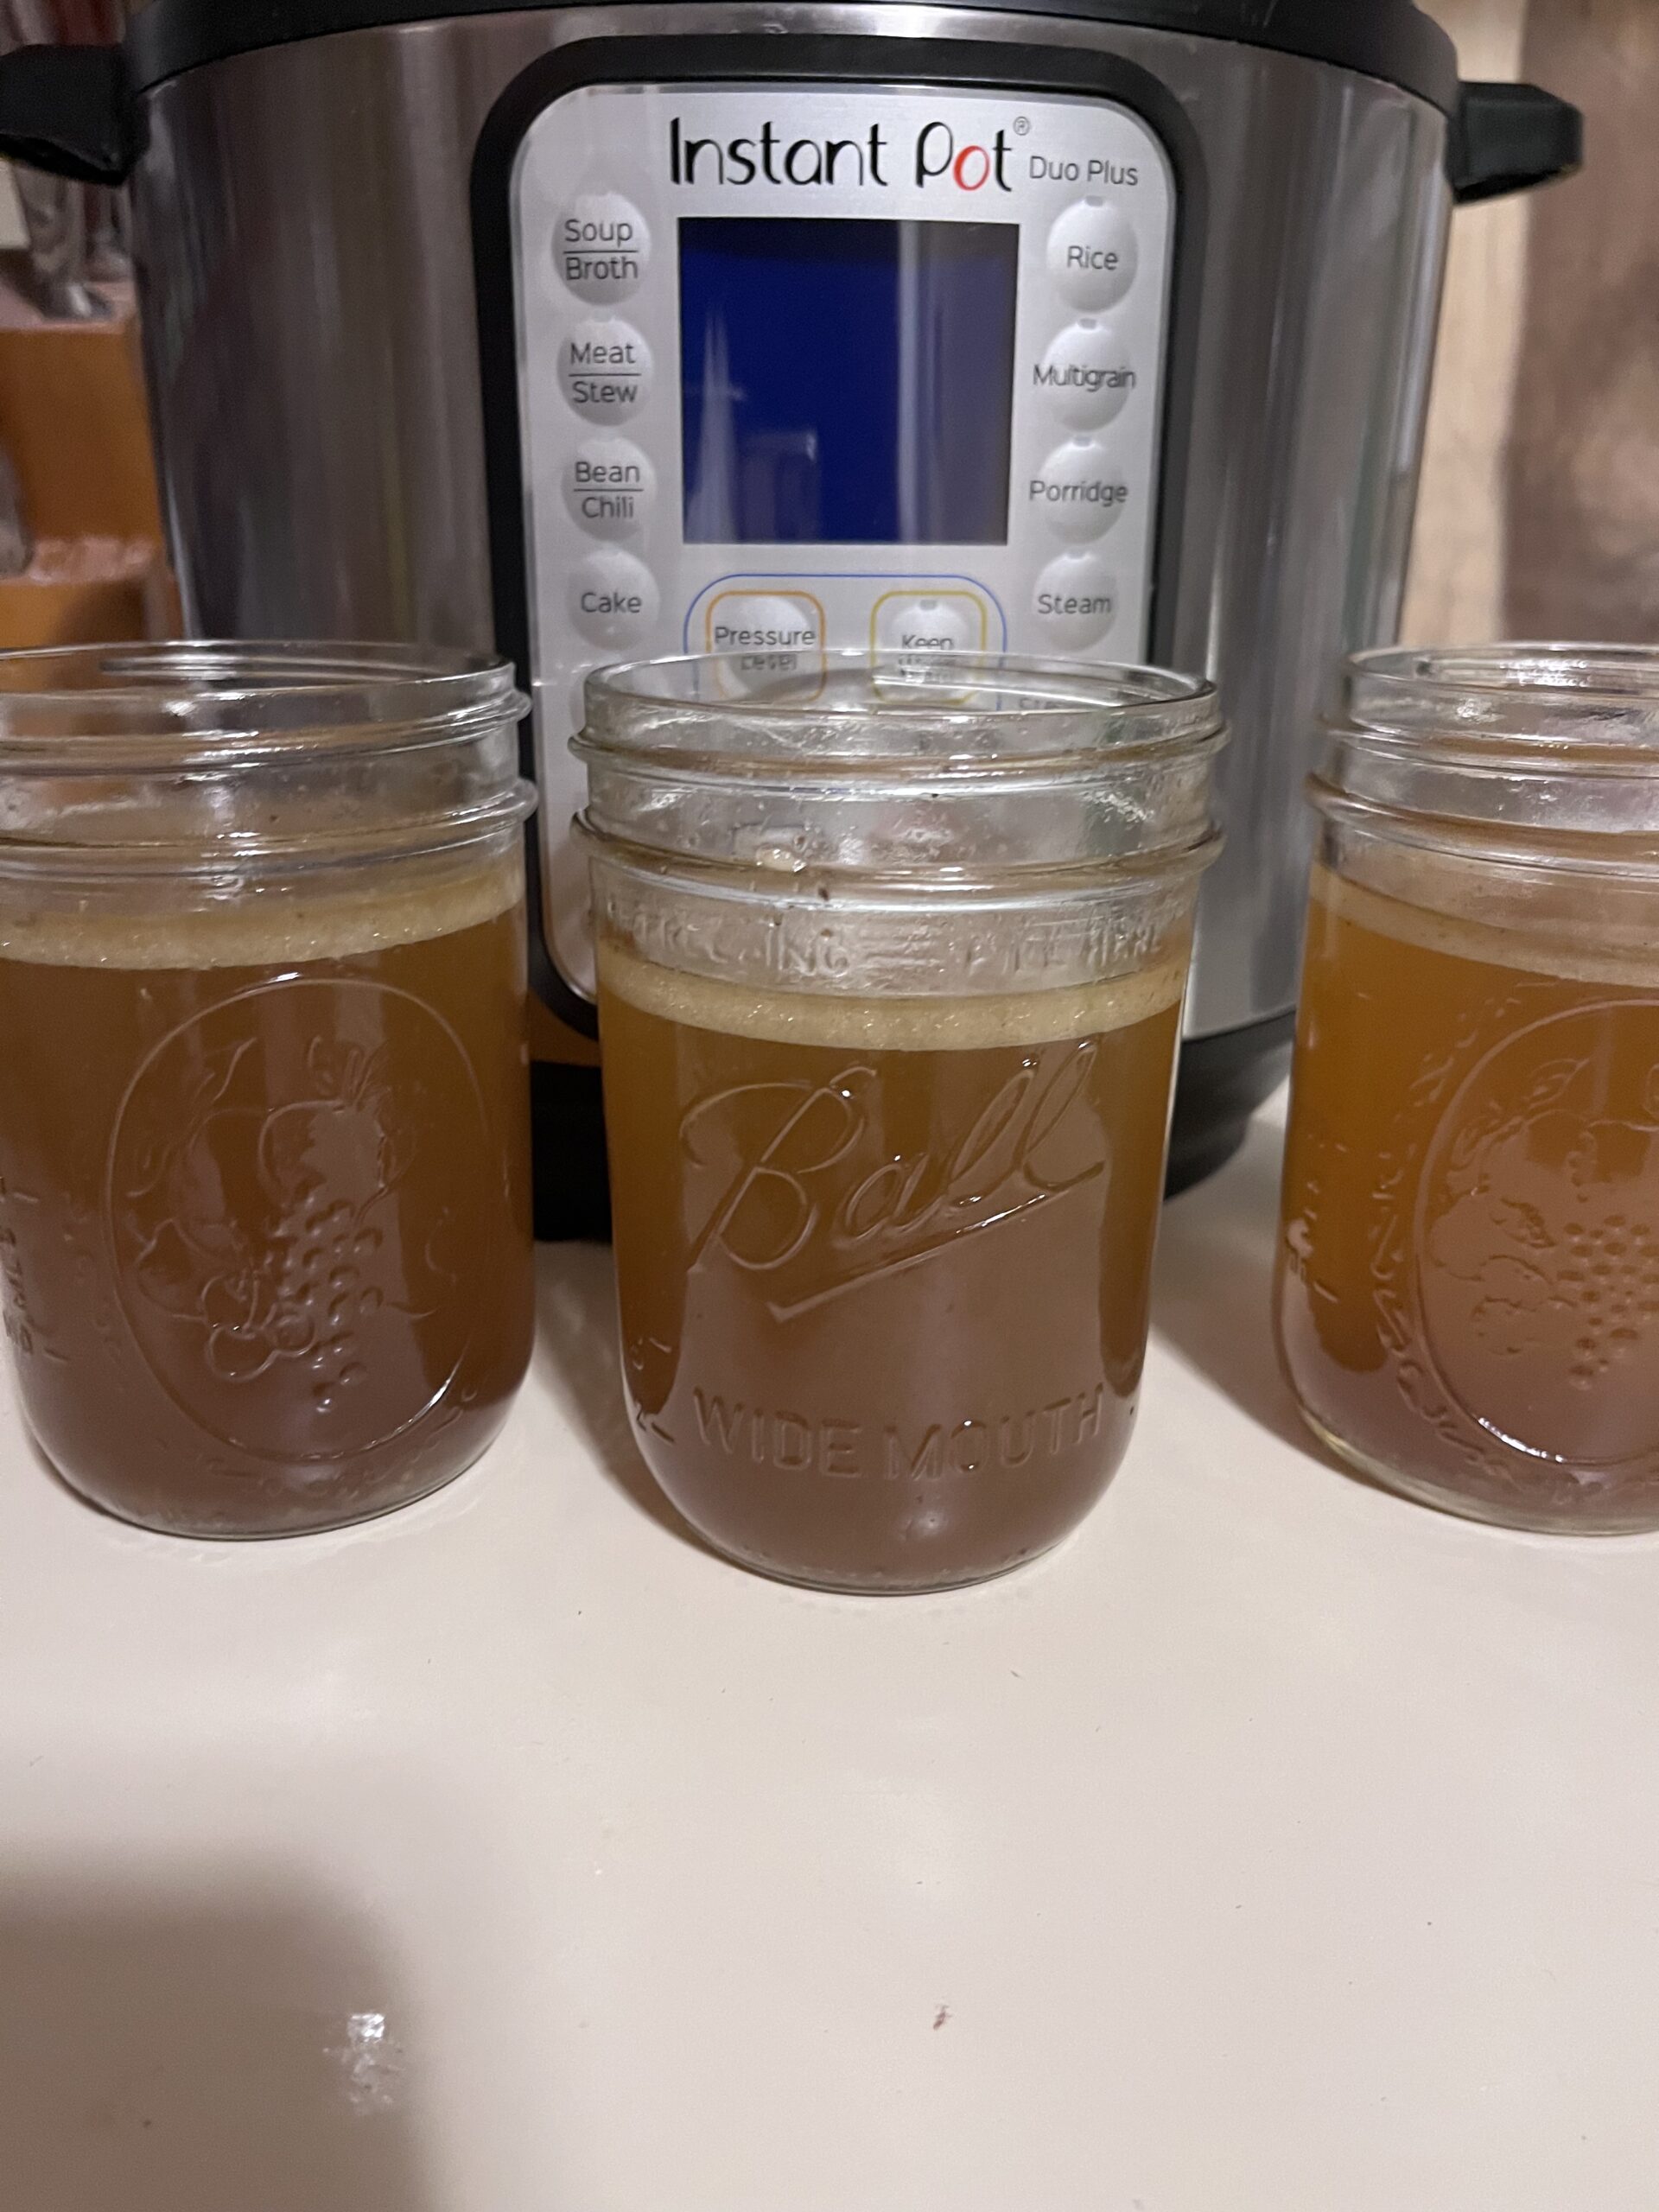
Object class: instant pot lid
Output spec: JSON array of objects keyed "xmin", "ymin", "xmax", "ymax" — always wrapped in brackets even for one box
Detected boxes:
[{"xmin": 119, "ymin": 0, "xmax": 1459, "ymax": 111}]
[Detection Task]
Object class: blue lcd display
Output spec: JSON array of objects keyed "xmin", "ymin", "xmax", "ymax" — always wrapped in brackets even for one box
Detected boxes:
[{"xmin": 679, "ymin": 217, "xmax": 1019, "ymax": 546}]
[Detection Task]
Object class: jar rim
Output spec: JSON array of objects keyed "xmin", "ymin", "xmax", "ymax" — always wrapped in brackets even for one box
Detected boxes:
[
  {"xmin": 0, "ymin": 641, "xmax": 525, "ymax": 766},
  {"xmin": 0, "ymin": 642, "xmax": 534, "ymax": 876},
  {"xmin": 582, "ymin": 648, "xmax": 1222, "ymax": 774},
  {"xmin": 1320, "ymin": 643, "xmax": 1659, "ymax": 866},
  {"xmin": 1346, "ymin": 643, "xmax": 1659, "ymax": 759}
]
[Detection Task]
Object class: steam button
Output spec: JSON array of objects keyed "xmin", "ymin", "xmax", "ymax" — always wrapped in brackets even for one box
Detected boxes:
[
  {"xmin": 559, "ymin": 318, "xmax": 652, "ymax": 423},
  {"xmin": 1047, "ymin": 199, "xmax": 1137, "ymax": 311},
  {"xmin": 569, "ymin": 549, "xmax": 658, "ymax": 645},
  {"xmin": 1034, "ymin": 320, "xmax": 1136, "ymax": 431},
  {"xmin": 1033, "ymin": 551, "xmax": 1117, "ymax": 650},
  {"xmin": 555, "ymin": 193, "xmax": 650, "ymax": 304}
]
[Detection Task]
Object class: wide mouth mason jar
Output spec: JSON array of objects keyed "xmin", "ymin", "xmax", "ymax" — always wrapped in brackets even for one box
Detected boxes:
[
  {"xmin": 0, "ymin": 643, "xmax": 537, "ymax": 1538},
  {"xmin": 576, "ymin": 648, "xmax": 1224, "ymax": 1592},
  {"xmin": 1278, "ymin": 644, "xmax": 1659, "ymax": 1535}
]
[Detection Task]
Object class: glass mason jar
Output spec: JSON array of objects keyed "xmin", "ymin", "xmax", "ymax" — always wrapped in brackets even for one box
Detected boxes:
[
  {"xmin": 0, "ymin": 643, "xmax": 537, "ymax": 1538},
  {"xmin": 1278, "ymin": 645, "xmax": 1659, "ymax": 1535},
  {"xmin": 576, "ymin": 649, "xmax": 1224, "ymax": 1592}
]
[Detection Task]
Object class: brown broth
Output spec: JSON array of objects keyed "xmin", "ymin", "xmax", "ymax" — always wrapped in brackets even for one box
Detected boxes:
[
  {"xmin": 0, "ymin": 858, "xmax": 534, "ymax": 1535},
  {"xmin": 599, "ymin": 938, "xmax": 1185, "ymax": 1589},
  {"xmin": 1277, "ymin": 862, "xmax": 1659, "ymax": 1529}
]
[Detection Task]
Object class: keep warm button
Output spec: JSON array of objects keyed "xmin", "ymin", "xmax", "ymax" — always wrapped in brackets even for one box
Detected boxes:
[{"xmin": 872, "ymin": 591, "xmax": 987, "ymax": 653}]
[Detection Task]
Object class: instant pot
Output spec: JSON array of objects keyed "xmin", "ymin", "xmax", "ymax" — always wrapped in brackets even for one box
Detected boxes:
[{"xmin": 0, "ymin": 0, "xmax": 1580, "ymax": 1234}]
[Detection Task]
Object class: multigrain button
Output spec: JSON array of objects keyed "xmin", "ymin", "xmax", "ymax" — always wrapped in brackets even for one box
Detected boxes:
[
  {"xmin": 1046, "ymin": 199, "xmax": 1138, "ymax": 311},
  {"xmin": 563, "ymin": 436, "xmax": 657, "ymax": 538},
  {"xmin": 559, "ymin": 318, "xmax": 652, "ymax": 423},
  {"xmin": 1026, "ymin": 437, "xmax": 1130, "ymax": 543},
  {"xmin": 1033, "ymin": 551, "xmax": 1117, "ymax": 649},
  {"xmin": 1033, "ymin": 320, "xmax": 1136, "ymax": 431},
  {"xmin": 569, "ymin": 549, "xmax": 658, "ymax": 645},
  {"xmin": 554, "ymin": 192, "xmax": 650, "ymax": 303}
]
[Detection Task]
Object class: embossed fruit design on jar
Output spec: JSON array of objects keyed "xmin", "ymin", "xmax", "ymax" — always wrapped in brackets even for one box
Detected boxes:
[
  {"xmin": 111, "ymin": 984, "xmax": 492, "ymax": 1465},
  {"xmin": 0, "ymin": 644, "xmax": 535, "ymax": 1536},
  {"xmin": 1277, "ymin": 645, "xmax": 1659, "ymax": 1533},
  {"xmin": 1417, "ymin": 1007, "xmax": 1659, "ymax": 1469}
]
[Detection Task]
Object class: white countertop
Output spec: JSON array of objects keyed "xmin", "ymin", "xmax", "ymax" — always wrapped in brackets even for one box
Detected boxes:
[{"xmin": 3, "ymin": 1095, "xmax": 1657, "ymax": 2211}]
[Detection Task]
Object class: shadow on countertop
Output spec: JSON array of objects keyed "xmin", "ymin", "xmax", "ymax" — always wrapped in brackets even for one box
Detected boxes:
[
  {"xmin": 1152, "ymin": 1109, "xmax": 1332, "ymax": 1465},
  {"xmin": 532, "ymin": 1243, "xmax": 709, "ymax": 1554},
  {"xmin": 0, "ymin": 1872, "xmax": 439, "ymax": 2212}
]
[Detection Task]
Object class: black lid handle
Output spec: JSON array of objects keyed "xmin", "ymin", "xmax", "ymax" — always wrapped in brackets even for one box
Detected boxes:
[
  {"xmin": 1451, "ymin": 80, "xmax": 1583, "ymax": 205},
  {"xmin": 0, "ymin": 44, "xmax": 137, "ymax": 188}
]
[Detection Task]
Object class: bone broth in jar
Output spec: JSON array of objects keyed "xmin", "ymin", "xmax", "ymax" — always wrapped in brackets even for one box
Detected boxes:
[
  {"xmin": 576, "ymin": 651, "xmax": 1223, "ymax": 1591},
  {"xmin": 0, "ymin": 645, "xmax": 536, "ymax": 1537},
  {"xmin": 1278, "ymin": 646, "xmax": 1659, "ymax": 1534}
]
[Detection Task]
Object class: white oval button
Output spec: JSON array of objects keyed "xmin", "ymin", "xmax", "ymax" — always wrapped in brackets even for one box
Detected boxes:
[
  {"xmin": 704, "ymin": 590, "xmax": 825, "ymax": 694},
  {"xmin": 1036, "ymin": 321, "xmax": 1137, "ymax": 431},
  {"xmin": 1033, "ymin": 552, "xmax": 1118, "ymax": 650},
  {"xmin": 569, "ymin": 549, "xmax": 658, "ymax": 646},
  {"xmin": 1026, "ymin": 437, "xmax": 1131, "ymax": 543},
  {"xmin": 563, "ymin": 436, "xmax": 656, "ymax": 539},
  {"xmin": 1047, "ymin": 199, "xmax": 1138, "ymax": 311},
  {"xmin": 555, "ymin": 193, "xmax": 650, "ymax": 304},
  {"xmin": 559, "ymin": 318, "xmax": 652, "ymax": 423},
  {"xmin": 872, "ymin": 592, "xmax": 986, "ymax": 652}
]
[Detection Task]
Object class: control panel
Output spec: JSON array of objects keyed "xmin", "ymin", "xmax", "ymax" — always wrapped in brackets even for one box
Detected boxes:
[{"xmin": 509, "ymin": 81, "xmax": 1176, "ymax": 998}]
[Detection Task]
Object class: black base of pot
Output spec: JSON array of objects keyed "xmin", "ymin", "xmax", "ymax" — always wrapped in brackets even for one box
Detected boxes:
[
  {"xmin": 1166, "ymin": 1011, "xmax": 1296, "ymax": 1196},
  {"xmin": 531, "ymin": 1060, "xmax": 610, "ymax": 1243}
]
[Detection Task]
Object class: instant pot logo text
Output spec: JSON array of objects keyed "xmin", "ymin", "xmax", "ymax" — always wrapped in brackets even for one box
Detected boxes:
[{"xmin": 667, "ymin": 116, "xmax": 1015, "ymax": 192}]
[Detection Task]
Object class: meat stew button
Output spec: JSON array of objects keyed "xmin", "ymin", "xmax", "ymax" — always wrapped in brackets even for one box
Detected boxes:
[
  {"xmin": 1033, "ymin": 552, "xmax": 1117, "ymax": 649},
  {"xmin": 558, "ymin": 318, "xmax": 652, "ymax": 423}
]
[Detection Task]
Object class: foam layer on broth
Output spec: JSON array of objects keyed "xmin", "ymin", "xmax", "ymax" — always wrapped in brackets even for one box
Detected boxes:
[
  {"xmin": 0, "ymin": 853, "xmax": 521, "ymax": 969},
  {"xmin": 1313, "ymin": 859, "xmax": 1659, "ymax": 993},
  {"xmin": 598, "ymin": 934, "xmax": 1187, "ymax": 1051}
]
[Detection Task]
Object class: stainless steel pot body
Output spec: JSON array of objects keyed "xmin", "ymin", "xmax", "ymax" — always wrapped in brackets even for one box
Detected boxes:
[{"xmin": 130, "ymin": 3, "xmax": 1452, "ymax": 1059}]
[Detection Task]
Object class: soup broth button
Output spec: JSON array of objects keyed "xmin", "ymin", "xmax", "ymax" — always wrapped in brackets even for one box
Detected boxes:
[{"xmin": 554, "ymin": 193, "xmax": 650, "ymax": 304}]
